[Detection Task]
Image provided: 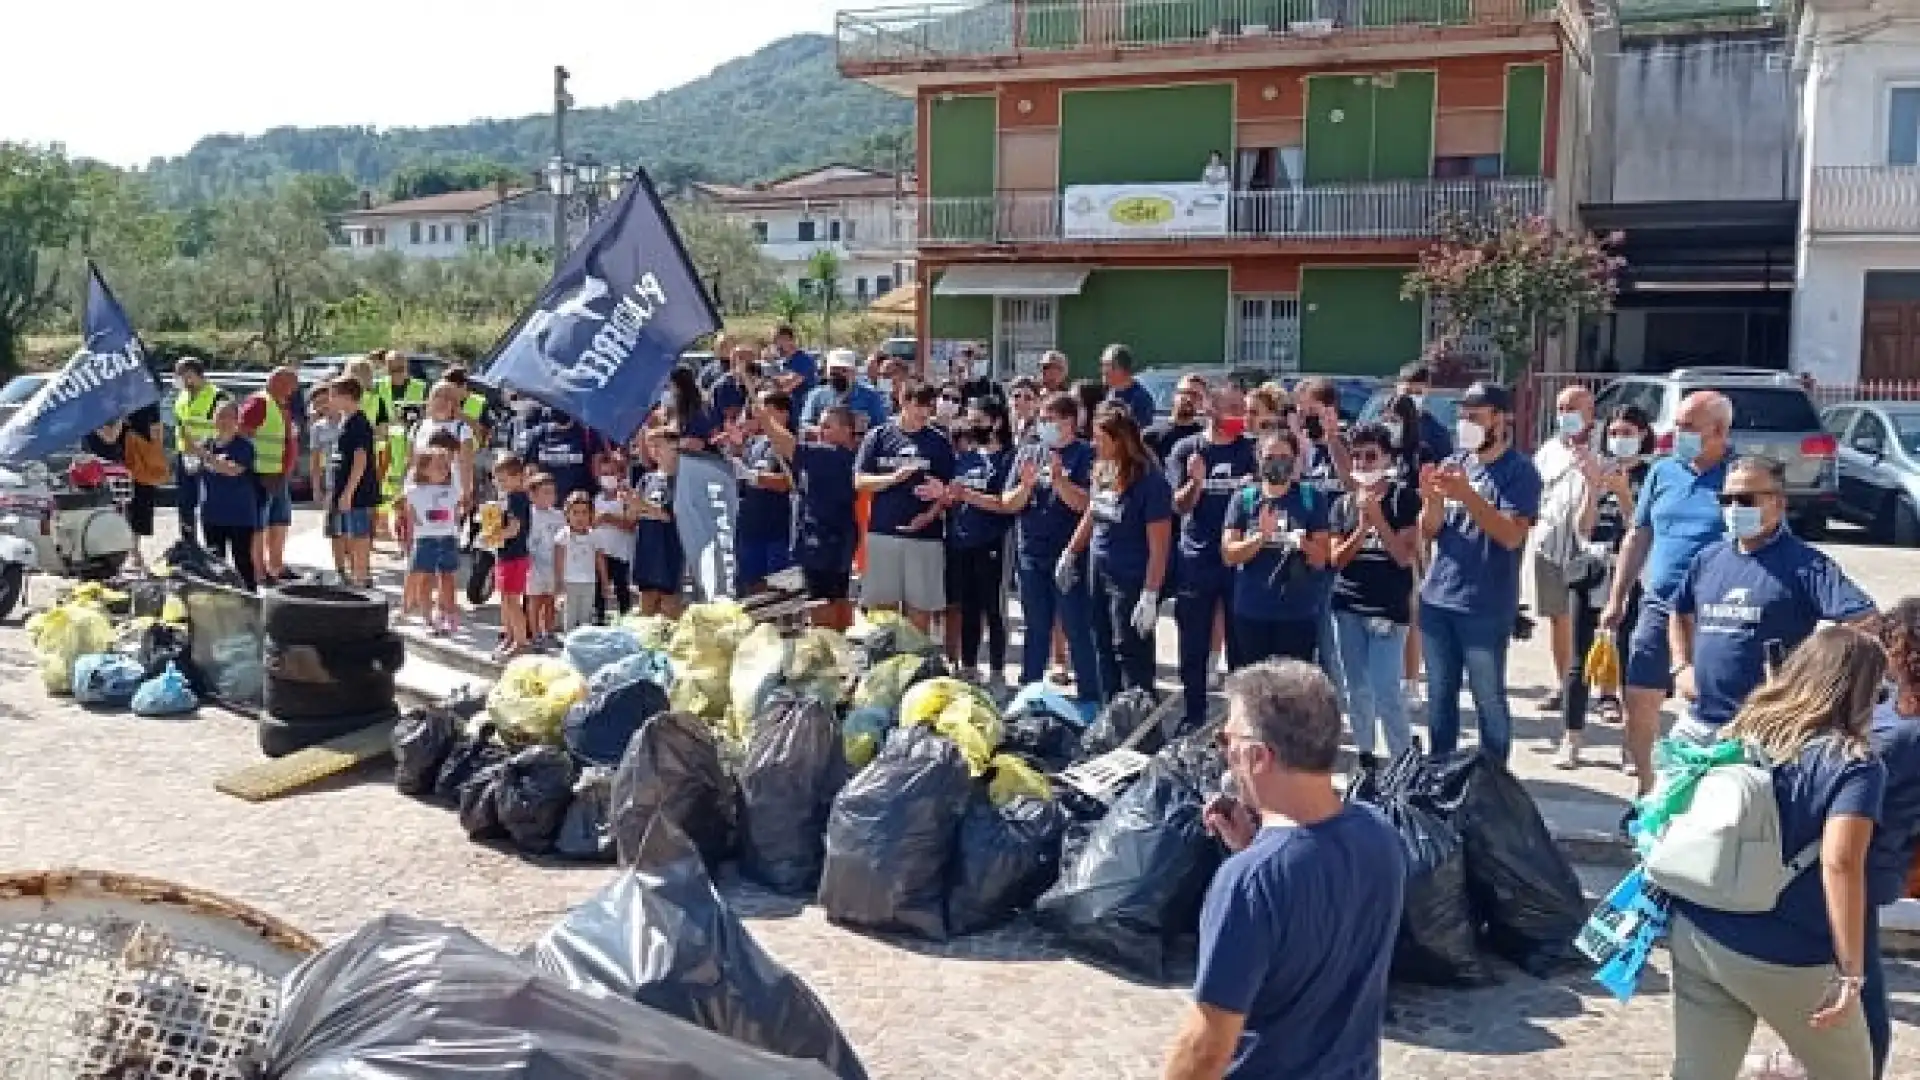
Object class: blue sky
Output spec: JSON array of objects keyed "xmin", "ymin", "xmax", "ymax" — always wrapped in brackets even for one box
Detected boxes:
[{"xmin": 0, "ymin": 0, "xmax": 850, "ymax": 165}]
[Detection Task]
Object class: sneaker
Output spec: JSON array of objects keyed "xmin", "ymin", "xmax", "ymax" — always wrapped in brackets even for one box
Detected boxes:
[{"xmin": 1553, "ymin": 739, "xmax": 1582, "ymax": 770}]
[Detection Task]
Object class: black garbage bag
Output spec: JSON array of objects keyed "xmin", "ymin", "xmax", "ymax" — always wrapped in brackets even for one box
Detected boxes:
[
  {"xmin": 532, "ymin": 819, "xmax": 869, "ymax": 1080},
  {"xmin": 1001, "ymin": 699, "xmax": 1083, "ymax": 772},
  {"xmin": 1033, "ymin": 760, "xmax": 1218, "ymax": 980},
  {"xmin": 496, "ymin": 745, "xmax": 580, "ymax": 855},
  {"xmin": 249, "ymin": 913, "xmax": 837, "ymax": 1080},
  {"xmin": 947, "ymin": 793, "xmax": 1071, "ymax": 936},
  {"xmin": 1413, "ymin": 750, "xmax": 1588, "ymax": 975},
  {"xmin": 160, "ymin": 536, "xmax": 246, "ymax": 589},
  {"xmin": 136, "ymin": 621, "xmax": 189, "ymax": 679},
  {"xmin": 817, "ymin": 725, "xmax": 972, "ymax": 941},
  {"xmin": 434, "ymin": 722, "xmax": 509, "ymax": 806},
  {"xmin": 457, "ymin": 760, "xmax": 509, "ymax": 841},
  {"xmin": 1377, "ymin": 798, "xmax": 1490, "ymax": 986},
  {"xmin": 392, "ymin": 705, "xmax": 461, "ymax": 797},
  {"xmin": 564, "ymin": 668, "xmax": 671, "ymax": 767},
  {"xmin": 556, "ymin": 766, "xmax": 617, "ymax": 862},
  {"xmin": 1080, "ymin": 688, "xmax": 1159, "ymax": 757},
  {"xmin": 1156, "ymin": 730, "xmax": 1227, "ymax": 796},
  {"xmin": 739, "ymin": 690, "xmax": 849, "ymax": 895},
  {"xmin": 852, "ymin": 623, "xmax": 943, "ymax": 673},
  {"xmin": 611, "ymin": 711, "xmax": 736, "ymax": 867}
]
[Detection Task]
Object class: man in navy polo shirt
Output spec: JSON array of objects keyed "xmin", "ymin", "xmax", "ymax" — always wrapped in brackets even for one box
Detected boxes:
[
  {"xmin": 1100, "ymin": 343, "xmax": 1157, "ymax": 431},
  {"xmin": 1418, "ymin": 382, "xmax": 1541, "ymax": 764},
  {"xmin": 1670, "ymin": 455, "xmax": 1875, "ymax": 738},
  {"xmin": 772, "ymin": 324, "xmax": 818, "ymax": 406},
  {"xmin": 1600, "ymin": 390, "xmax": 1734, "ymax": 798}
]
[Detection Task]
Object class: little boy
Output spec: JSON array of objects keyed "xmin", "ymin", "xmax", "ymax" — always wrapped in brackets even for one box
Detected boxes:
[
  {"xmin": 306, "ymin": 385, "xmax": 342, "ymax": 575},
  {"xmin": 327, "ymin": 377, "xmax": 377, "ymax": 586},
  {"xmin": 526, "ymin": 472, "xmax": 565, "ymax": 647},
  {"xmin": 489, "ymin": 453, "xmax": 533, "ymax": 658}
]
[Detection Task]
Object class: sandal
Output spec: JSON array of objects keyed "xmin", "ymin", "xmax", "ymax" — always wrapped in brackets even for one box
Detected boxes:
[{"xmin": 1595, "ymin": 694, "xmax": 1624, "ymax": 725}]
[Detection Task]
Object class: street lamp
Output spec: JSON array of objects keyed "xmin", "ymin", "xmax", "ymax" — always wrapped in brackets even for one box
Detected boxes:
[
  {"xmin": 575, "ymin": 155, "xmax": 604, "ymax": 190},
  {"xmin": 544, "ymin": 155, "xmax": 577, "ymax": 198}
]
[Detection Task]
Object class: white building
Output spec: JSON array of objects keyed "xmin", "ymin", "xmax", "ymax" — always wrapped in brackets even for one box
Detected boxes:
[
  {"xmin": 1794, "ymin": 0, "xmax": 1920, "ymax": 383},
  {"xmin": 334, "ymin": 186, "xmax": 555, "ymax": 259},
  {"xmin": 690, "ymin": 164, "xmax": 916, "ymax": 307}
]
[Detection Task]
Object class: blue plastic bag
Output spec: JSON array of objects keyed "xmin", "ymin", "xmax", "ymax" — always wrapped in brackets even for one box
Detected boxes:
[
  {"xmin": 1577, "ymin": 866, "xmax": 1671, "ymax": 1003},
  {"xmin": 1005, "ymin": 683, "xmax": 1087, "ymax": 730},
  {"xmin": 587, "ymin": 650, "xmax": 674, "ymax": 697},
  {"xmin": 563, "ymin": 626, "xmax": 643, "ymax": 680},
  {"xmin": 71, "ymin": 653, "xmax": 147, "ymax": 706},
  {"xmin": 131, "ymin": 662, "xmax": 199, "ymax": 717}
]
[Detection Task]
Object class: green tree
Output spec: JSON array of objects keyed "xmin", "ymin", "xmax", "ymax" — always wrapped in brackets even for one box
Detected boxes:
[
  {"xmin": 671, "ymin": 206, "xmax": 778, "ymax": 313},
  {"xmin": 0, "ymin": 144, "xmax": 80, "ymax": 372},
  {"xmin": 769, "ymin": 285, "xmax": 808, "ymax": 327},
  {"xmin": 388, "ymin": 160, "xmax": 520, "ymax": 202},
  {"xmin": 805, "ymin": 248, "xmax": 843, "ymax": 343},
  {"xmin": 1403, "ymin": 208, "xmax": 1623, "ymax": 381},
  {"xmin": 211, "ymin": 186, "xmax": 348, "ymax": 362},
  {"xmin": 290, "ymin": 172, "xmax": 362, "ymax": 216}
]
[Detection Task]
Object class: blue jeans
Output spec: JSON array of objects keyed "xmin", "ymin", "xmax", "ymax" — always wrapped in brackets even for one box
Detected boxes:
[
  {"xmin": 1419, "ymin": 605, "xmax": 1515, "ymax": 764},
  {"xmin": 1016, "ymin": 553, "xmax": 1101, "ymax": 703},
  {"xmin": 1173, "ymin": 554, "xmax": 1235, "ymax": 728},
  {"xmin": 1333, "ymin": 609, "xmax": 1412, "ymax": 759}
]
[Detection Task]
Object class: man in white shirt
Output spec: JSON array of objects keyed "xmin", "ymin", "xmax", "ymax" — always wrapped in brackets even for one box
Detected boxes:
[{"xmin": 1527, "ymin": 385, "xmax": 1595, "ymax": 710}]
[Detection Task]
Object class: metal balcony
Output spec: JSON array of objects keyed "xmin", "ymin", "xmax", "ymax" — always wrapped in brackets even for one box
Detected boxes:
[
  {"xmin": 916, "ymin": 178, "xmax": 1551, "ymax": 245},
  {"xmin": 1807, "ymin": 166, "xmax": 1920, "ymax": 237},
  {"xmin": 836, "ymin": 0, "xmax": 1560, "ymax": 73}
]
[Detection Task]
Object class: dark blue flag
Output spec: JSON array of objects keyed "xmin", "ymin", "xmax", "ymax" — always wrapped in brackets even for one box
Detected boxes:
[
  {"xmin": 0, "ymin": 262, "xmax": 160, "ymax": 464},
  {"xmin": 482, "ymin": 169, "xmax": 720, "ymax": 446}
]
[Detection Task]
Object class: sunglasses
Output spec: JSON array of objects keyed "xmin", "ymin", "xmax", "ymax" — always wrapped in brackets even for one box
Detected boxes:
[{"xmin": 1718, "ymin": 491, "xmax": 1779, "ymax": 507}]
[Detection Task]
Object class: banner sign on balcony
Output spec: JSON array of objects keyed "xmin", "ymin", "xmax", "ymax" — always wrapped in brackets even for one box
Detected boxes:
[{"xmin": 1062, "ymin": 182, "xmax": 1229, "ymax": 239}]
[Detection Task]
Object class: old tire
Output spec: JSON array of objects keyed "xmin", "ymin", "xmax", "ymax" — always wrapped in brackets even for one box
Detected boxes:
[
  {"xmin": 257, "ymin": 706, "xmax": 399, "ymax": 759},
  {"xmin": 265, "ymin": 634, "xmax": 406, "ymax": 684},
  {"xmin": 263, "ymin": 584, "xmax": 388, "ymax": 648},
  {"xmin": 465, "ymin": 550, "xmax": 496, "ymax": 606},
  {"xmin": 265, "ymin": 669, "xmax": 396, "ymax": 722}
]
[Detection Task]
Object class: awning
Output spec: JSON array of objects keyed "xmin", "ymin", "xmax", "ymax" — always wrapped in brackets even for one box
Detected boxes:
[
  {"xmin": 933, "ymin": 265, "xmax": 1091, "ymax": 297},
  {"xmin": 867, "ymin": 282, "xmax": 917, "ymax": 317}
]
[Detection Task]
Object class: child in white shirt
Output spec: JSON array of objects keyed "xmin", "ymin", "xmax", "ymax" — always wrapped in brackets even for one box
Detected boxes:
[
  {"xmin": 555, "ymin": 492, "xmax": 605, "ymax": 633},
  {"xmin": 526, "ymin": 474, "xmax": 565, "ymax": 646},
  {"xmin": 592, "ymin": 450, "xmax": 636, "ymax": 624},
  {"xmin": 396, "ymin": 446, "xmax": 463, "ymax": 635}
]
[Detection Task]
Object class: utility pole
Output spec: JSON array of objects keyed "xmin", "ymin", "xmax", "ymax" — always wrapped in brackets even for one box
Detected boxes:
[{"xmin": 552, "ymin": 65, "xmax": 571, "ymax": 258}]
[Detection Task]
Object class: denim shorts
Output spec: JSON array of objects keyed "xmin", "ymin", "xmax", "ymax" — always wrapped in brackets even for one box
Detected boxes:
[
  {"xmin": 1624, "ymin": 594, "xmax": 1674, "ymax": 692},
  {"xmin": 332, "ymin": 508, "xmax": 373, "ymax": 539},
  {"xmin": 258, "ymin": 482, "xmax": 293, "ymax": 528},
  {"xmin": 410, "ymin": 535, "xmax": 460, "ymax": 574}
]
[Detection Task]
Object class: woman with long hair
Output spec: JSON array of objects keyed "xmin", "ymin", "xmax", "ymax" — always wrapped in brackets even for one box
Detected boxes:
[
  {"xmin": 1059, "ymin": 408, "xmax": 1173, "ymax": 698},
  {"xmin": 1072, "ymin": 379, "xmax": 1106, "ymax": 441},
  {"xmin": 1221, "ymin": 429, "xmax": 1331, "ymax": 665},
  {"xmin": 1868, "ymin": 600, "xmax": 1920, "ymax": 1077},
  {"xmin": 1001, "ymin": 391, "xmax": 1102, "ymax": 701},
  {"xmin": 1668, "ymin": 625, "xmax": 1887, "ymax": 1080},
  {"xmin": 942, "ymin": 398, "xmax": 1019, "ymax": 692},
  {"xmin": 1378, "ymin": 392, "xmax": 1426, "ymax": 480},
  {"xmin": 666, "ymin": 365, "xmax": 716, "ymax": 451}
]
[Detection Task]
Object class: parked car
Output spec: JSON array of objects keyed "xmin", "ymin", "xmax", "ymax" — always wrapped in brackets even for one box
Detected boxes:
[
  {"xmin": 0, "ymin": 374, "xmax": 50, "ymax": 429},
  {"xmin": 1357, "ymin": 386, "xmax": 1466, "ymax": 444},
  {"xmin": 1821, "ymin": 401, "xmax": 1920, "ymax": 544},
  {"xmin": 1136, "ymin": 367, "xmax": 1275, "ymax": 422},
  {"xmin": 1593, "ymin": 367, "xmax": 1837, "ymax": 537},
  {"xmin": 1277, "ymin": 375, "xmax": 1380, "ymax": 423}
]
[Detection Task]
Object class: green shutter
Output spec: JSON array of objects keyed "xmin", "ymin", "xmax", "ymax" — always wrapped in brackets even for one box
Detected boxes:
[
  {"xmin": 1371, "ymin": 72, "xmax": 1435, "ymax": 180},
  {"xmin": 930, "ymin": 288, "xmax": 994, "ymax": 342},
  {"xmin": 1058, "ymin": 84, "xmax": 1234, "ymax": 188},
  {"xmin": 1057, "ymin": 269, "xmax": 1229, "ymax": 378},
  {"xmin": 1022, "ymin": 0, "xmax": 1081, "ymax": 47},
  {"xmin": 1298, "ymin": 267, "xmax": 1423, "ymax": 375},
  {"xmin": 1304, "ymin": 75, "xmax": 1376, "ymax": 183},
  {"xmin": 928, "ymin": 95, "xmax": 997, "ymax": 200},
  {"xmin": 1503, "ymin": 64, "xmax": 1548, "ymax": 178}
]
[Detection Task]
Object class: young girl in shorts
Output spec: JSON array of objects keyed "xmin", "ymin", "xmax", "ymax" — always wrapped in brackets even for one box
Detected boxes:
[{"xmin": 397, "ymin": 446, "xmax": 463, "ymax": 635}]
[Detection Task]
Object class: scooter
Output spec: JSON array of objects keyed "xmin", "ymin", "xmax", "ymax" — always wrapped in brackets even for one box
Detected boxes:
[{"xmin": 0, "ymin": 459, "xmax": 137, "ymax": 619}]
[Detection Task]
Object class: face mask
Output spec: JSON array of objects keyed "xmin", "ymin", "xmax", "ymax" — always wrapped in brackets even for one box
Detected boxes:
[
  {"xmin": 968, "ymin": 424, "xmax": 995, "ymax": 444},
  {"xmin": 1607, "ymin": 435, "xmax": 1641, "ymax": 459},
  {"xmin": 1351, "ymin": 468, "xmax": 1387, "ymax": 487},
  {"xmin": 829, "ymin": 374, "xmax": 851, "ymax": 393},
  {"xmin": 1456, "ymin": 419, "xmax": 1487, "ymax": 452},
  {"xmin": 1035, "ymin": 421, "xmax": 1061, "ymax": 447},
  {"xmin": 1383, "ymin": 420, "xmax": 1405, "ymax": 447},
  {"xmin": 597, "ymin": 475, "xmax": 618, "ymax": 492},
  {"xmin": 1723, "ymin": 503, "xmax": 1765, "ymax": 540},
  {"xmin": 876, "ymin": 378, "xmax": 893, "ymax": 396},
  {"xmin": 1556, "ymin": 411, "xmax": 1584, "ymax": 438},
  {"xmin": 1173, "ymin": 405, "xmax": 1197, "ymax": 423},
  {"xmin": 1673, "ymin": 430, "xmax": 1704, "ymax": 461},
  {"xmin": 1260, "ymin": 458, "xmax": 1293, "ymax": 484}
]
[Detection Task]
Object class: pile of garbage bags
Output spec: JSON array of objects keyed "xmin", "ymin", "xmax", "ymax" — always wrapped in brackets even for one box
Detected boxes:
[{"xmin": 29, "ymin": 584, "xmax": 203, "ymax": 718}]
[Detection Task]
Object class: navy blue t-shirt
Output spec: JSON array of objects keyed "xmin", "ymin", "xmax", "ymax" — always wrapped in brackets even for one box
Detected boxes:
[
  {"xmin": 1167, "ymin": 434, "xmax": 1257, "ymax": 566},
  {"xmin": 1635, "ymin": 455, "xmax": 1732, "ymax": 602},
  {"xmin": 1418, "ymin": 410, "xmax": 1453, "ymax": 461},
  {"xmin": 948, "ymin": 448, "xmax": 1015, "ymax": 551},
  {"xmin": 522, "ymin": 422, "xmax": 596, "ymax": 502},
  {"xmin": 1088, "ymin": 468, "xmax": 1174, "ymax": 589},
  {"xmin": 1869, "ymin": 703, "xmax": 1920, "ymax": 906},
  {"xmin": 782, "ymin": 349, "xmax": 818, "ymax": 404},
  {"xmin": 1299, "ymin": 441, "xmax": 1347, "ymax": 603},
  {"xmin": 1420, "ymin": 448, "xmax": 1543, "ymax": 617},
  {"xmin": 329, "ymin": 411, "xmax": 380, "ymax": 509},
  {"xmin": 856, "ymin": 422, "xmax": 955, "ymax": 541},
  {"xmin": 1672, "ymin": 531, "xmax": 1875, "ymax": 726},
  {"xmin": 630, "ymin": 468, "xmax": 679, "ymax": 572},
  {"xmin": 1195, "ymin": 805, "xmax": 1405, "ymax": 1079},
  {"xmin": 1006, "ymin": 439, "xmax": 1093, "ymax": 564},
  {"xmin": 792, "ymin": 442, "xmax": 857, "ymax": 572},
  {"xmin": 200, "ymin": 436, "xmax": 258, "ymax": 528},
  {"xmin": 498, "ymin": 490, "xmax": 533, "ymax": 561},
  {"xmin": 735, "ymin": 434, "xmax": 792, "ymax": 545},
  {"xmin": 709, "ymin": 376, "xmax": 747, "ymax": 420},
  {"xmin": 1224, "ymin": 485, "xmax": 1332, "ymax": 621},
  {"xmin": 1109, "ymin": 380, "xmax": 1157, "ymax": 430},
  {"xmin": 1676, "ymin": 740, "xmax": 1885, "ymax": 966}
]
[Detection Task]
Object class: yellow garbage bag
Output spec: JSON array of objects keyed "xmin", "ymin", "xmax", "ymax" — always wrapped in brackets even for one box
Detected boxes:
[
  {"xmin": 848, "ymin": 608, "xmax": 935, "ymax": 657},
  {"xmin": 160, "ymin": 596, "xmax": 188, "ymax": 625},
  {"xmin": 26, "ymin": 603, "xmax": 116, "ymax": 694},
  {"xmin": 61, "ymin": 582, "xmax": 128, "ymax": 611},
  {"xmin": 987, "ymin": 754, "xmax": 1052, "ymax": 806},
  {"xmin": 852, "ymin": 653, "xmax": 939, "ymax": 713},
  {"xmin": 487, "ymin": 655, "xmax": 586, "ymax": 746},
  {"xmin": 1585, "ymin": 630, "xmax": 1621, "ymax": 690},
  {"xmin": 899, "ymin": 677, "xmax": 1003, "ymax": 775},
  {"xmin": 664, "ymin": 601, "xmax": 755, "ymax": 738}
]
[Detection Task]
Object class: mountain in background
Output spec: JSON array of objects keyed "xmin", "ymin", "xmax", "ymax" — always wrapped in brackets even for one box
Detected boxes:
[{"xmin": 138, "ymin": 34, "xmax": 913, "ymax": 203}]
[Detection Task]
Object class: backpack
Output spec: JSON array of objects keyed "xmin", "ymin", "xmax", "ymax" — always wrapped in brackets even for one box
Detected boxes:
[{"xmin": 1642, "ymin": 744, "xmax": 1819, "ymax": 913}]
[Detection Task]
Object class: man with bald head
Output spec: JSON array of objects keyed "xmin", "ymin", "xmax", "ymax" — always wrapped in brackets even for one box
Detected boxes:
[
  {"xmin": 240, "ymin": 366, "xmax": 300, "ymax": 581},
  {"xmin": 1527, "ymin": 384, "xmax": 1597, "ymax": 707},
  {"xmin": 1600, "ymin": 390, "xmax": 1734, "ymax": 811}
]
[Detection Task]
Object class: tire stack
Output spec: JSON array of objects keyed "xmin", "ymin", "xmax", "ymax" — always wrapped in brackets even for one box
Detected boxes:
[{"xmin": 259, "ymin": 584, "xmax": 405, "ymax": 758}]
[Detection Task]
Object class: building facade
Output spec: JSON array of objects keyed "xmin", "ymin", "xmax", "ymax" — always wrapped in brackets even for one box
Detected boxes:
[
  {"xmin": 1795, "ymin": 0, "xmax": 1920, "ymax": 384},
  {"xmin": 334, "ymin": 187, "xmax": 556, "ymax": 259},
  {"xmin": 838, "ymin": 0, "xmax": 1577, "ymax": 378},
  {"xmin": 690, "ymin": 165, "xmax": 917, "ymax": 306}
]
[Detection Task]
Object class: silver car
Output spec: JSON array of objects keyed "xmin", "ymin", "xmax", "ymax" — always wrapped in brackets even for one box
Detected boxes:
[{"xmin": 1822, "ymin": 401, "xmax": 1920, "ymax": 545}]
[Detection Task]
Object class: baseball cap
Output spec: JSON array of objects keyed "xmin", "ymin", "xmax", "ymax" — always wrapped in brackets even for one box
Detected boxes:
[
  {"xmin": 1460, "ymin": 381, "xmax": 1514, "ymax": 413},
  {"xmin": 826, "ymin": 348, "xmax": 858, "ymax": 370}
]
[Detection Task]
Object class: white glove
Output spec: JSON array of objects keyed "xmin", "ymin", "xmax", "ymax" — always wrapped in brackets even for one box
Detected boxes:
[
  {"xmin": 731, "ymin": 457, "xmax": 757, "ymax": 483},
  {"xmin": 1054, "ymin": 552, "xmax": 1078, "ymax": 593},
  {"xmin": 1131, "ymin": 590, "xmax": 1160, "ymax": 636}
]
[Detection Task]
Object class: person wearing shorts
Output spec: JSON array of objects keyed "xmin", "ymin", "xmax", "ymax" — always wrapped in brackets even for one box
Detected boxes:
[
  {"xmin": 854, "ymin": 386, "xmax": 954, "ymax": 632},
  {"xmin": 326, "ymin": 377, "xmax": 379, "ymax": 585},
  {"xmin": 763, "ymin": 404, "xmax": 858, "ymax": 629},
  {"xmin": 398, "ymin": 446, "xmax": 463, "ymax": 635},
  {"xmin": 488, "ymin": 454, "xmax": 535, "ymax": 657}
]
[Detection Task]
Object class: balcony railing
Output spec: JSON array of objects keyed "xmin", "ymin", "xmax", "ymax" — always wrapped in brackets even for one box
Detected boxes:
[
  {"xmin": 918, "ymin": 178, "xmax": 1550, "ymax": 245},
  {"xmin": 1808, "ymin": 166, "xmax": 1920, "ymax": 236},
  {"xmin": 836, "ymin": 0, "xmax": 1558, "ymax": 69}
]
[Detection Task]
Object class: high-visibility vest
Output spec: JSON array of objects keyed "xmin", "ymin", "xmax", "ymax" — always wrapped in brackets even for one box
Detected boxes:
[
  {"xmin": 172, "ymin": 383, "xmax": 222, "ymax": 451},
  {"xmin": 383, "ymin": 422, "xmax": 412, "ymax": 499},
  {"xmin": 461, "ymin": 392, "xmax": 487, "ymax": 422},
  {"xmin": 248, "ymin": 393, "xmax": 287, "ymax": 475},
  {"xmin": 376, "ymin": 376, "xmax": 427, "ymax": 425}
]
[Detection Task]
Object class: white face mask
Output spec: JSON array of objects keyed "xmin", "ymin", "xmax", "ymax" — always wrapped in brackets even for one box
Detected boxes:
[
  {"xmin": 597, "ymin": 475, "xmax": 618, "ymax": 492},
  {"xmin": 1351, "ymin": 469, "xmax": 1388, "ymax": 487},
  {"xmin": 1607, "ymin": 435, "xmax": 1641, "ymax": 459},
  {"xmin": 1456, "ymin": 418, "xmax": 1487, "ymax": 451}
]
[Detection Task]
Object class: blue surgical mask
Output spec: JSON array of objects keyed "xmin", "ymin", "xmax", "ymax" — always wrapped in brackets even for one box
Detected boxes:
[
  {"xmin": 1723, "ymin": 504, "xmax": 1765, "ymax": 540},
  {"xmin": 1673, "ymin": 430, "xmax": 1704, "ymax": 461},
  {"xmin": 1556, "ymin": 411, "xmax": 1584, "ymax": 438}
]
